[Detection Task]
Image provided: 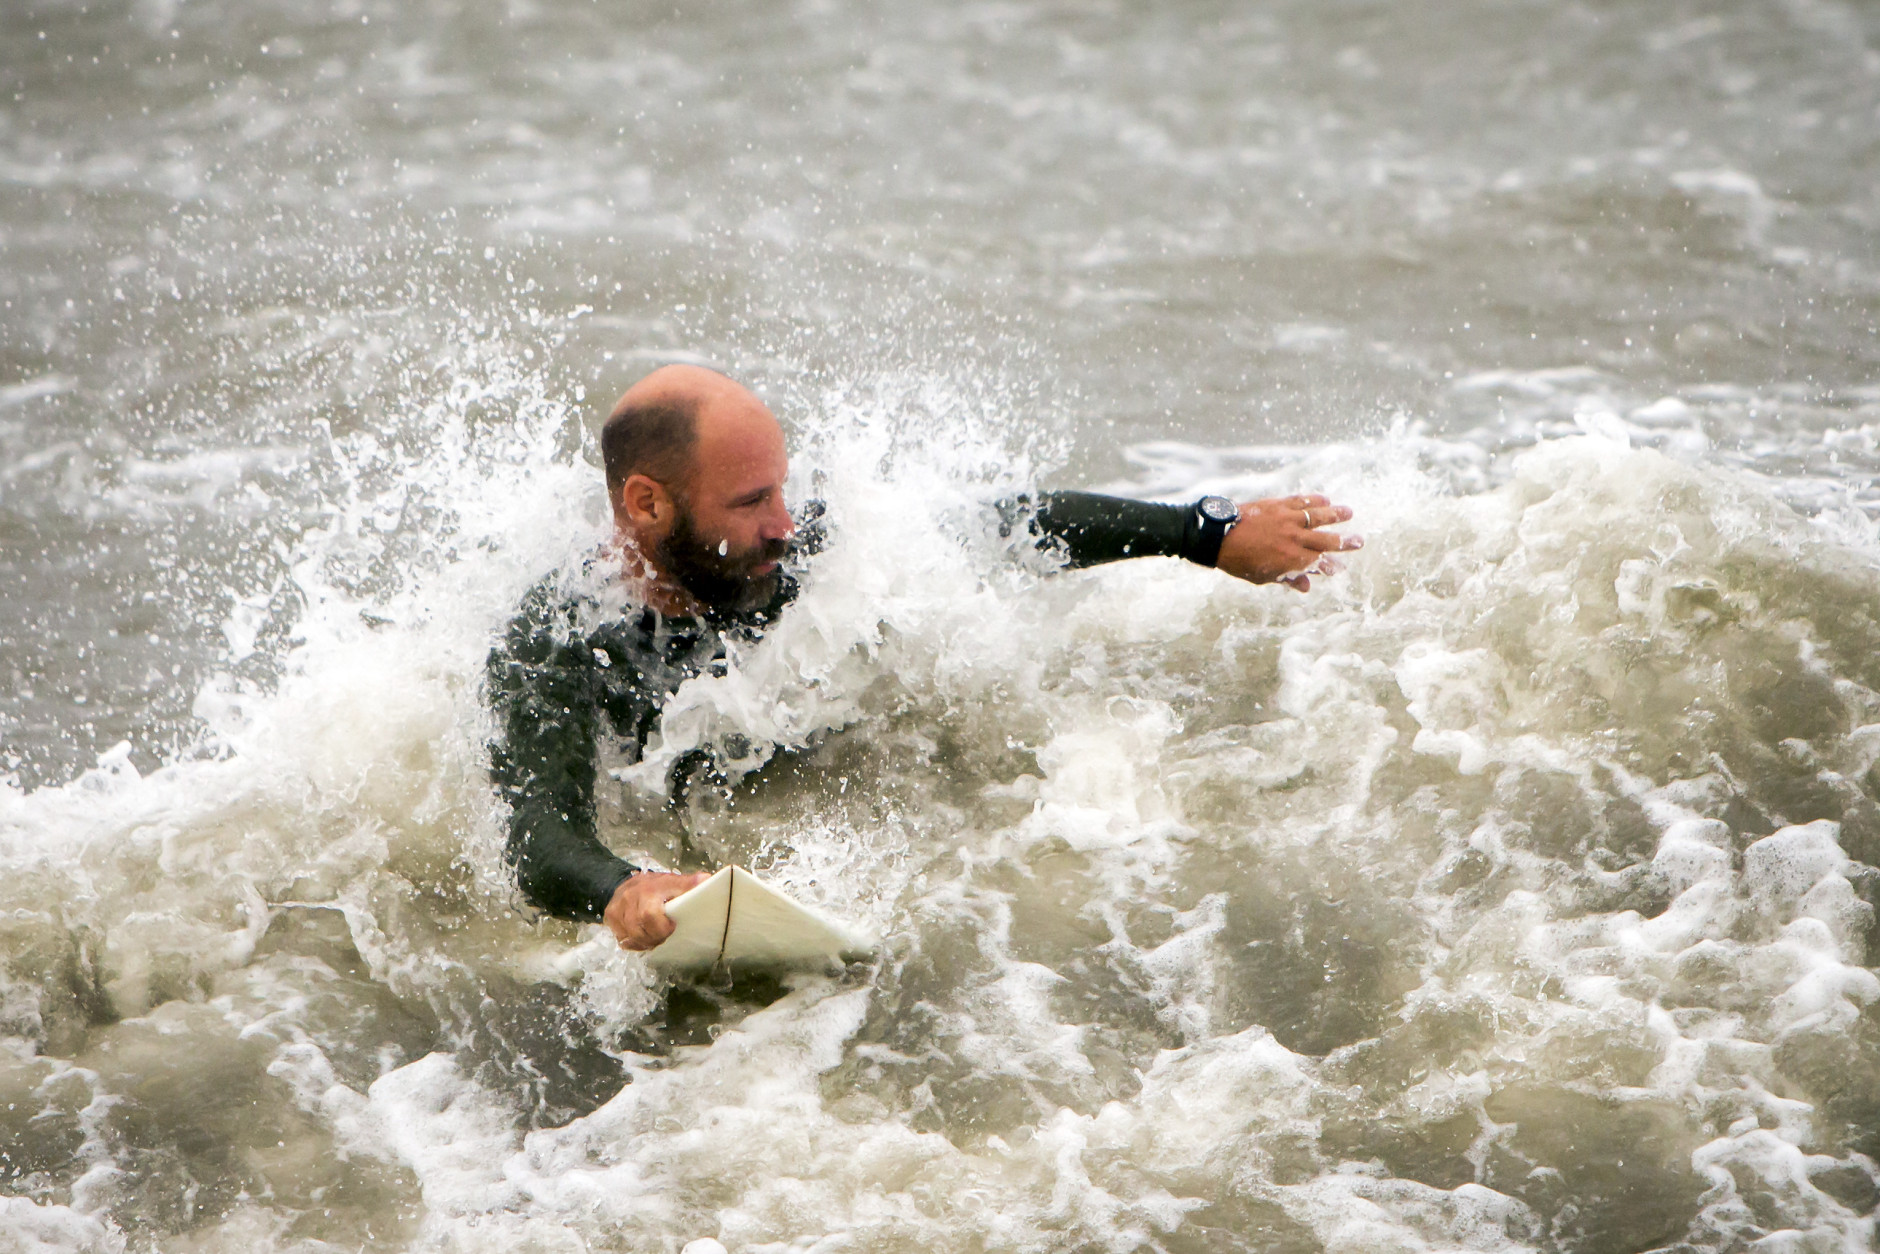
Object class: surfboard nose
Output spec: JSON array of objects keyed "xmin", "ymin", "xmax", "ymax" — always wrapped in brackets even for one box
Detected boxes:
[{"xmin": 644, "ymin": 867, "xmax": 874, "ymax": 973}]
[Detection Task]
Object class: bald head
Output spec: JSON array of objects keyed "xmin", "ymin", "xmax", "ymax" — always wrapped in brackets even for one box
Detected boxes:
[
  {"xmin": 602, "ymin": 366, "xmax": 745, "ymax": 496},
  {"xmin": 602, "ymin": 365, "xmax": 794, "ymax": 613}
]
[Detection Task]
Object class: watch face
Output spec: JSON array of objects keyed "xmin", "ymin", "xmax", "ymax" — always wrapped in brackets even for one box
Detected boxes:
[{"xmin": 1199, "ymin": 495, "xmax": 1238, "ymax": 523}]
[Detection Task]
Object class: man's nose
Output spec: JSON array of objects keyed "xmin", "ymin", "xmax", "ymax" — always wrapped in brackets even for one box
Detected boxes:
[{"xmin": 763, "ymin": 496, "xmax": 794, "ymax": 541}]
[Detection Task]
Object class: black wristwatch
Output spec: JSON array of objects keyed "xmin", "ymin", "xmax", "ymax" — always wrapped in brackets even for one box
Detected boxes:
[{"xmin": 1190, "ymin": 495, "xmax": 1239, "ymax": 567}]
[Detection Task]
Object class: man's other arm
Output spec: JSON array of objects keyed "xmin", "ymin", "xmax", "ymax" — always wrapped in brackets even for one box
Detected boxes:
[
  {"xmin": 1004, "ymin": 489, "xmax": 1360, "ymax": 589},
  {"xmin": 486, "ymin": 596, "xmax": 703, "ymax": 948}
]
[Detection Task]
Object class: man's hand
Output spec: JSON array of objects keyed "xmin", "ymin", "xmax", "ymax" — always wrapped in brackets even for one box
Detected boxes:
[
  {"xmin": 604, "ymin": 870, "xmax": 712, "ymax": 951},
  {"xmin": 1215, "ymin": 494, "xmax": 1362, "ymax": 593}
]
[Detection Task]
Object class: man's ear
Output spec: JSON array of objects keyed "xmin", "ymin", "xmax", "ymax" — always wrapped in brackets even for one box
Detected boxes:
[{"xmin": 619, "ymin": 473, "xmax": 675, "ymax": 530}]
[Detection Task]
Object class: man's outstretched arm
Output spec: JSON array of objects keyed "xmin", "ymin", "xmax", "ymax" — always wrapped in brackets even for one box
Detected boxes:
[
  {"xmin": 1005, "ymin": 489, "xmax": 1361, "ymax": 590},
  {"xmin": 487, "ymin": 597, "xmax": 703, "ymax": 949}
]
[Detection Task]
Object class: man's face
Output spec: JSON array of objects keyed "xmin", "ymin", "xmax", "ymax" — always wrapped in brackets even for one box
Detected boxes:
[
  {"xmin": 655, "ymin": 401, "xmax": 794, "ymax": 612},
  {"xmin": 656, "ymin": 495, "xmax": 790, "ymax": 612}
]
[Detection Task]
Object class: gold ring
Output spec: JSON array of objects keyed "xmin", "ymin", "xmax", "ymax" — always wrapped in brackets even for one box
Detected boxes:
[{"xmin": 1302, "ymin": 508, "xmax": 1312, "ymax": 528}]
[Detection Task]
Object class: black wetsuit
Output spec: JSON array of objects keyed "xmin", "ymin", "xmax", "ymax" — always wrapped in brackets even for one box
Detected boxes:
[{"xmin": 485, "ymin": 491, "xmax": 1216, "ymax": 922}]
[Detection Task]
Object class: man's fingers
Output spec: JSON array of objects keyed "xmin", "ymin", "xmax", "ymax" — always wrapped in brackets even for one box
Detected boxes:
[
  {"xmin": 621, "ymin": 900, "xmax": 675, "ymax": 951},
  {"xmin": 1298, "ymin": 529, "xmax": 1364, "ymax": 553},
  {"xmin": 643, "ymin": 906, "xmax": 676, "ymax": 943},
  {"xmin": 1278, "ymin": 572, "xmax": 1311, "ymax": 592},
  {"xmin": 1267, "ymin": 497, "xmax": 1353, "ymax": 531}
]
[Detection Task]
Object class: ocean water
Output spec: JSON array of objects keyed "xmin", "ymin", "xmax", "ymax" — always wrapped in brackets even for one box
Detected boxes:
[{"xmin": 4, "ymin": 2, "xmax": 1880, "ymax": 1251}]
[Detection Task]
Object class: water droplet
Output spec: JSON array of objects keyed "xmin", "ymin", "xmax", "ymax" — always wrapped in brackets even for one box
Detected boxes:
[{"xmin": 717, "ymin": 540, "xmax": 728, "ymax": 556}]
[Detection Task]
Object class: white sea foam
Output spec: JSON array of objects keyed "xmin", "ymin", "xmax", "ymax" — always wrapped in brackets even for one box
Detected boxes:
[{"xmin": 6, "ymin": 399, "xmax": 1878, "ymax": 1252}]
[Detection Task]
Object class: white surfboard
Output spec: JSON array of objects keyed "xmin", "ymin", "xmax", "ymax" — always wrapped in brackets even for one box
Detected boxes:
[{"xmin": 643, "ymin": 866, "xmax": 874, "ymax": 973}]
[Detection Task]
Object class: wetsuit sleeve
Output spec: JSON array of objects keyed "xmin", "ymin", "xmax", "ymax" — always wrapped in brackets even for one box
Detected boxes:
[
  {"xmin": 486, "ymin": 592, "xmax": 640, "ymax": 922},
  {"xmin": 998, "ymin": 490, "xmax": 1210, "ymax": 569}
]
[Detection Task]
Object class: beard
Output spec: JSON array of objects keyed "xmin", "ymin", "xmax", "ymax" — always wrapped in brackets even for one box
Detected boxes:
[{"xmin": 656, "ymin": 506, "xmax": 789, "ymax": 614}]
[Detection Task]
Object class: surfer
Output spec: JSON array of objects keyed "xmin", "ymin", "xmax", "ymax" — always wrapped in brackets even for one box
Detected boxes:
[{"xmin": 487, "ymin": 365, "xmax": 1362, "ymax": 951}]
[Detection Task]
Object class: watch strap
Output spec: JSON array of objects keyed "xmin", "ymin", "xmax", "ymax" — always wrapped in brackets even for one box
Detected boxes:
[{"xmin": 1183, "ymin": 497, "xmax": 1236, "ymax": 567}]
